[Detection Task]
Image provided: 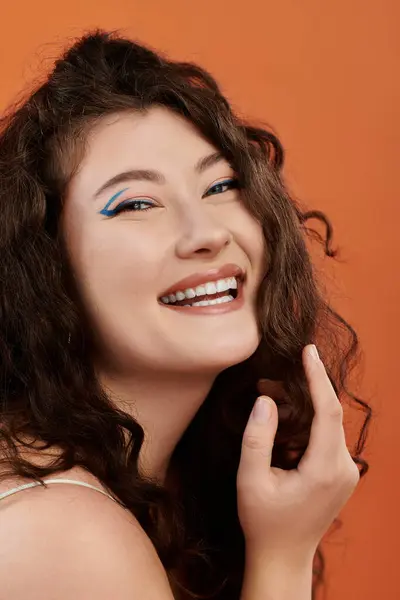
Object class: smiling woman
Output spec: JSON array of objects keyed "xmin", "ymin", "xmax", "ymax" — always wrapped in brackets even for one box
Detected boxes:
[{"xmin": 0, "ymin": 28, "xmax": 370, "ymax": 600}]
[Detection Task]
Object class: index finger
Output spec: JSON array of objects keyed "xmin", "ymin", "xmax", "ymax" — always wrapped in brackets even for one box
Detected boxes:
[{"xmin": 298, "ymin": 345, "xmax": 348, "ymax": 475}]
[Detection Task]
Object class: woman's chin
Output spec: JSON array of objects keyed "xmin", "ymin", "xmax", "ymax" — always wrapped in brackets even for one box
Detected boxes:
[{"xmin": 178, "ymin": 334, "xmax": 260, "ymax": 373}]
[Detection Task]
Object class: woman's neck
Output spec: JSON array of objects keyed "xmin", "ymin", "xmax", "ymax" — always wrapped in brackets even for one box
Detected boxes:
[{"xmin": 98, "ymin": 368, "xmax": 216, "ymax": 482}]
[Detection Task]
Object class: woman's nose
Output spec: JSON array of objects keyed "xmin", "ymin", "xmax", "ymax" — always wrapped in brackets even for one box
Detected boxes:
[{"xmin": 175, "ymin": 211, "xmax": 233, "ymax": 259}]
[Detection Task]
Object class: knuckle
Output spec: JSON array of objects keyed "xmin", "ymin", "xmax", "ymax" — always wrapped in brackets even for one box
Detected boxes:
[
  {"xmin": 315, "ymin": 473, "xmax": 337, "ymax": 490},
  {"xmin": 311, "ymin": 461, "xmax": 360, "ymax": 492},
  {"xmin": 306, "ymin": 468, "xmax": 333, "ymax": 490},
  {"xmin": 327, "ymin": 402, "xmax": 343, "ymax": 420},
  {"xmin": 243, "ymin": 434, "xmax": 263, "ymax": 450},
  {"xmin": 344, "ymin": 462, "xmax": 361, "ymax": 488},
  {"xmin": 242, "ymin": 434, "xmax": 272, "ymax": 459}
]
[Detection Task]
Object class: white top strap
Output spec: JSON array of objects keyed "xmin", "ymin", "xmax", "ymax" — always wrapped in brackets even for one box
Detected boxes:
[{"xmin": 0, "ymin": 478, "xmax": 118, "ymax": 502}]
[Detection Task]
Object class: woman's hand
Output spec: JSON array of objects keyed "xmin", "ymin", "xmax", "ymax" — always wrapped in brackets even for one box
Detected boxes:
[{"xmin": 237, "ymin": 344, "xmax": 360, "ymax": 561}]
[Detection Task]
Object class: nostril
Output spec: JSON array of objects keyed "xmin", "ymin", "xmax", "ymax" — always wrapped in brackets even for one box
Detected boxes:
[{"xmin": 195, "ymin": 248, "xmax": 212, "ymax": 254}]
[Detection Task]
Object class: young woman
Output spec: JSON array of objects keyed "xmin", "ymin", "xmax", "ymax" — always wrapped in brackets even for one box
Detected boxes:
[{"xmin": 0, "ymin": 28, "xmax": 370, "ymax": 599}]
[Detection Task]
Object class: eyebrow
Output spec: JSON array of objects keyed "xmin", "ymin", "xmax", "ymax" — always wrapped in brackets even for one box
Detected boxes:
[{"xmin": 93, "ymin": 151, "xmax": 229, "ymax": 200}]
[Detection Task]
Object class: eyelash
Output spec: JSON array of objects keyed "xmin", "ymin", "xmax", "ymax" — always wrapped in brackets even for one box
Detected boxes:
[{"xmin": 104, "ymin": 178, "xmax": 240, "ymax": 217}]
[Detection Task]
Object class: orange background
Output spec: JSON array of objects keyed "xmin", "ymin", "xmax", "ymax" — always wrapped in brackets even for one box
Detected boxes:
[{"xmin": 1, "ymin": 2, "xmax": 398, "ymax": 598}]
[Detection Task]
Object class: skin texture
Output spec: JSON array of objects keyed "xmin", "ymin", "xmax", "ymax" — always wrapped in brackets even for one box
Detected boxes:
[
  {"xmin": 238, "ymin": 346, "xmax": 360, "ymax": 554},
  {"xmin": 61, "ymin": 105, "xmax": 266, "ymax": 480},
  {"xmin": 0, "ymin": 346, "xmax": 360, "ymax": 600},
  {"xmin": 0, "ymin": 108, "xmax": 360, "ymax": 600},
  {"xmin": 238, "ymin": 345, "xmax": 360, "ymax": 599}
]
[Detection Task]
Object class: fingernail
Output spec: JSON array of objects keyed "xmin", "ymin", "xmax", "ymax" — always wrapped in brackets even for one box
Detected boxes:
[
  {"xmin": 308, "ymin": 344, "xmax": 319, "ymax": 361},
  {"xmin": 251, "ymin": 397, "xmax": 271, "ymax": 422}
]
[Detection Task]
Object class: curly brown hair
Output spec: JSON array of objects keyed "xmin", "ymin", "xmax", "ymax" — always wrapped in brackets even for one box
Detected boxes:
[{"xmin": 0, "ymin": 28, "xmax": 371, "ymax": 600}]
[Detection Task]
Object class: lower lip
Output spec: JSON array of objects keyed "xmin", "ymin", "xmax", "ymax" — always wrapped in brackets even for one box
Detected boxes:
[{"xmin": 158, "ymin": 281, "xmax": 245, "ymax": 315}]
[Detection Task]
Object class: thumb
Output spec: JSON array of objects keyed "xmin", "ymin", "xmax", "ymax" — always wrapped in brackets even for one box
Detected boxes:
[{"xmin": 238, "ymin": 396, "xmax": 278, "ymax": 475}]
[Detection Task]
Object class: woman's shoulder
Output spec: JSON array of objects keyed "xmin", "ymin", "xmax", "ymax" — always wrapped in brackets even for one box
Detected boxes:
[
  {"xmin": 0, "ymin": 466, "xmax": 113, "ymax": 506},
  {"xmin": 0, "ymin": 454, "xmax": 175, "ymax": 599},
  {"xmin": 0, "ymin": 456, "xmax": 132, "ymax": 546},
  {"xmin": 0, "ymin": 437, "xmax": 113, "ymax": 505},
  {"xmin": 0, "ymin": 436, "xmax": 127, "ymax": 526}
]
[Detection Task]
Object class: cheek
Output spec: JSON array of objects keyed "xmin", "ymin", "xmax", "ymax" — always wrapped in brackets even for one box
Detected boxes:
[
  {"xmin": 231, "ymin": 207, "xmax": 266, "ymax": 274},
  {"xmin": 63, "ymin": 217, "xmax": 161, "ymax": 313}
]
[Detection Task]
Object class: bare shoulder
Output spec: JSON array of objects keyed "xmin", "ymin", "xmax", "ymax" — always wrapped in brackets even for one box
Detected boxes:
[{"xmin": 0, "ymin": 477, "xmax": 174, "ymax": 599}]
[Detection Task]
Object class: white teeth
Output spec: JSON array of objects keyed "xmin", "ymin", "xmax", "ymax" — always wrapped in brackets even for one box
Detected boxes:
[
  {"xmin": 160, "ymin": 276, "xmax": 240, "ymax": 305},
  {"xmin": 205, "ymin": 282, "xmax": 217, "ymax": 295},
  {"xmin": 216, "ymin": 279, "xmax": 230, "ymax": 293},
  {"xmin": 191, "ymin": 295, "xmax": 234, "ymax": 307},
  {"xmin": 184, "ymin": 288, "xmax": 196, "ymax": 299},
  {"xmin": 229, "ymin": 277, "xmax": 238, "ymax": 290},
  {"xmin": 194, "ymin": 284, "xmax": 206, "ymax": 296}
]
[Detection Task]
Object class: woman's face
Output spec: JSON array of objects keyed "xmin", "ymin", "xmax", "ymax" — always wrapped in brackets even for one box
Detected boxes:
[{"xmin": 62, "ymin": 106, "xmax": 266, "ymax": 376}]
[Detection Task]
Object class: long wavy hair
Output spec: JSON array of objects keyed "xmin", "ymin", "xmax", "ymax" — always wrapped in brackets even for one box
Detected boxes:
[{"xmin": 0, "ymin": 28, "xmax": 371, "ymax": 599}]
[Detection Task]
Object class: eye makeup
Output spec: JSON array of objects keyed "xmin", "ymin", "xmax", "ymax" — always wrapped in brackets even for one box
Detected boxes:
[
  {"xmin": 99, "ymin": 188, "xmax": 130, "ymax": 217},
  {"xmin": 98, "ymin": 177, "xmax": 241, "ymax": 218},
  {"xmin": 204, "ymin": 178, "xmax": 240, "ymax": 196}
]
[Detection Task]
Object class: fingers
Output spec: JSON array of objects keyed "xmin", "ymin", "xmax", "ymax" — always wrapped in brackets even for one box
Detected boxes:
[
  {"xmin": 238, "ymin": 396, "xmax": 279, "ymax": 480},
  {"xmin": 239, "ymin": 344, "xmax": 358, "ymax": 490},
  {"xmin": 298, "ymin": 345, "xmax": 352, "ymax": 476}
]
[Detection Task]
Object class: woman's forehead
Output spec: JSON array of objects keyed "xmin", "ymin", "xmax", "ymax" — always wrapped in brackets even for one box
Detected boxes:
[{"xmin": 67, "ymin": 109, "xmax": 226, "ymax": 197}]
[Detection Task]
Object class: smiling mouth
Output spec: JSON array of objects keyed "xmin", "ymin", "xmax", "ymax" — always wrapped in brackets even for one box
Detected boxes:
[{"xmin": 158, "ymin": 275, "xmax": 241, "ymax": 308}]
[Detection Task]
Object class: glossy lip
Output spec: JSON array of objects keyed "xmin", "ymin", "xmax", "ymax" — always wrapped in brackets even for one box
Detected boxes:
[{"xmin": 159, "ymin": 263, "xmax": 245, "ymax": 298}]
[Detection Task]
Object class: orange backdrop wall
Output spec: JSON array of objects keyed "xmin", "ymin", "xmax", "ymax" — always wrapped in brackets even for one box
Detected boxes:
[{"xmin": 1, "ymin": 2, "xmax": 398, "ymax": 598}]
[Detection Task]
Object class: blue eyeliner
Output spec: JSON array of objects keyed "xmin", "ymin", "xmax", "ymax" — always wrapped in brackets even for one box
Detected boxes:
[
  {"xmin": 98, "ymin": 178, "xmax": 239, "ymax": 217},
  {"xmin": 99, "ymin": 187, "xmax": 130, "ymax": 216}
]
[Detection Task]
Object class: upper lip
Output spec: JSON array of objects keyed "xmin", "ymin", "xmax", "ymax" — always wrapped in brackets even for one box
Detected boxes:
[{"xmin": 159, "ymin": 263, "xmax": 245, "ymax": 297}]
